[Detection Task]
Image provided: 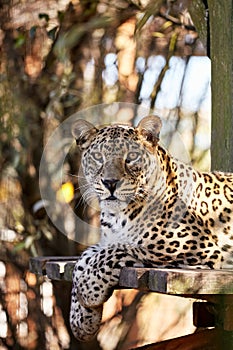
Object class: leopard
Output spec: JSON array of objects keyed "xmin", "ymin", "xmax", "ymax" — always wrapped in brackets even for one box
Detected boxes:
[{"xmin": 69, "ymin": 115, "xmax": 233, "ymax": 341}]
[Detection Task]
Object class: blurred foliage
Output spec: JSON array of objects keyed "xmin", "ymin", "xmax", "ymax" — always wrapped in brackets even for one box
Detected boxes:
[{"xmin": 0, "ymin": 0, "xmax": 209, "ymax": 349}]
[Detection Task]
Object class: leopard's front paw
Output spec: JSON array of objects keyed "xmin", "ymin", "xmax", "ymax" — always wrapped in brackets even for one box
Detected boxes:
[
  {"xmin": 77, "ymin": 273, "xmax": 114, "ymax": 308},
  {"xmin": 70, "ymin": 301, "xmax": 103, "ymax": 341}
]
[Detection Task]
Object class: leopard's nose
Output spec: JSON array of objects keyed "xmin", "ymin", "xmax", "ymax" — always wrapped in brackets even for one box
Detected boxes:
[{"xmin": 101, "ymin": 179, "xmax": 119, "ymax": 194}]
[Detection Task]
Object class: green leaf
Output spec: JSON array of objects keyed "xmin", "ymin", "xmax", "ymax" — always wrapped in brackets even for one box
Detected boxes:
[
  {"xmin": 14, "ymin": 33, "xmax": 25, "ymax": 48},
  {"xmin": 135, "ymin": 0, "xmax": 164, "ymax": 34},
  {"xmin": 54, "ymin": 16, "xmax": 111, "ymax": 59},
  {"xmin": 136, "ymin": 12, "xmax": 153, "ymax": 34},
  {"xmin": 13, "ymin": 242, "xmax": 26, "ymax": 252}
]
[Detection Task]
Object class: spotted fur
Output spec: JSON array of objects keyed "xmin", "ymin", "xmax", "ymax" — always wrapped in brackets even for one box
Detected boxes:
[{"xmin": 70, "ymin": 116, "xmax": 233, "ymax": 341}]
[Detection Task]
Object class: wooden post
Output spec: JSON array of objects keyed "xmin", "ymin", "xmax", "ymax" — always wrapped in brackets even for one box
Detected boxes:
[{"xmin": 208, "ymin": 0, "xmax": 233, "ymax": 172}]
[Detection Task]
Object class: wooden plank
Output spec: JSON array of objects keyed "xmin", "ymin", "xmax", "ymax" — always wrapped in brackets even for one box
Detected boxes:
[
  {"xmin": 218, "ymin": 295, "xmax": 233, "ymax": 331},
  {"xmin": 30, "ymin": 258, "xmax": 233, "ymax": 295},
  {"xmin": 130, "ymin": 328, "xmax": 233, "ymax": 350},
  {"xmin": 64, "ymin": 261, "xmax": 76, "ymax": 281},
  {"xmin": 118, "ymin": 266, "xmax": 147, "ymax": 289},
  {"xmin": 149, "ymin": 269, "xmax": 233, "ymax": 294},
  {"xmin": 46, "ymin": 261, "xmax": 65, "ymax": 280},
  {"xmin": 46, "ymin": 260, "xmax": 77, "ymax": 280},
  {"xmin": 29, "ymin": 256, "xmax": 78, "ymax": 276},
  {"xmin": 193, "ymin": 301, "xmax": 216, "ymax": 328},
  {"xmin": 119, "ymin": 267, "xmax": 233, "ymax": 294}
]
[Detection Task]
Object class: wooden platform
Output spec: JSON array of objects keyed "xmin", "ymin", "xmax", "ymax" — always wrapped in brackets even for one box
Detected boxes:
[
  {"xmin": 29, "ymin": 256, "xmax": 233, "ymax": 294},
  {"xmin": 29, "ymin": 256, "xmax": 76, "ymax": 281},
  {"xmin": 30, "ymin": 256, "xmax": 233, "ymax": 349}
]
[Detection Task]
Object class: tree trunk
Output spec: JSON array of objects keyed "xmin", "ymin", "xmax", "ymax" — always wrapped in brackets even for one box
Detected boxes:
[{"xmin": 209, "ymin": 0, "xmax": 233, "ymax": 172}]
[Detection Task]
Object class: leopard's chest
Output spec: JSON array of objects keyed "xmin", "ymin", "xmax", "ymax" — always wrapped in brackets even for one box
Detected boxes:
[{"xmin": 100, "ymin": 207, "xmax": 146, "ymax": 246}]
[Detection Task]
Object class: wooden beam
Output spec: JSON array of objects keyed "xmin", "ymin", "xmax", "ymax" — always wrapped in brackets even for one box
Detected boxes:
[
  {"xmin": 208, "ymin": 0, "xmax": 233, "ymax": 172},
  {"xmin": 189, "ymin": 0, "xmax": 208, "ymax": 52},
  {"xmin": 29, "ymin": 256, "xmax": 78, "ymax": 277},
  {"xmin": 119, "ymin": 267, "xmax": 233, "ymax": 294},
  {"xmin": 30, "ymin": 258, "xmax": 233, "ymax": 295},
  {"xmin": 193, "ymin": 301, "xmax": 216, "ymax": 327},
  {"xmin": 130, "ymin": 328, "xmax": 231, "ymax": 350}
]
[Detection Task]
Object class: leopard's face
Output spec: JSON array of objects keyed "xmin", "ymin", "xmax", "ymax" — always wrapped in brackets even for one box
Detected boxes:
[
  {"xmin": 72, "ymin": 116, "xmax": 162, "ymax": 211},
  {"xmin": 81, "ymin": 126, "xmax": 158, "ymax": 208}
]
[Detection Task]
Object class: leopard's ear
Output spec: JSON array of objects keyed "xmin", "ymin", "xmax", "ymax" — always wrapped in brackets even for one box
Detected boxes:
[
  {"xmin": 72, "ymin": 120, "xmax": 98, "ymax": 149},
  {"xmin": 136, "ymin": 115, "xmax": 162, "ymax": 146}
]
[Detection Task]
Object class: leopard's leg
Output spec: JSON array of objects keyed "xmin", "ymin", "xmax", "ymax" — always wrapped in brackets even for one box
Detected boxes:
[
  {"xmin": 70, "ymin": 244, "xmax": 174, "ymax": 340},
  {"xmin": 76, "ymin": 244, "xmax": 161, "ymax": 308},
  {"xmin": 72, "ymin": 244, "xmax": 100, "ymax": 282},
  {"xmin": 70, "ymin": 244, "xmax": 102, "ymax": 340},
  {"xmin": 70, "ymin": 245, "xmax": 138, "ymax": 340},
  {"xmin": 70, "ymin": 290, "xmax": 102, "ymax": 341}
]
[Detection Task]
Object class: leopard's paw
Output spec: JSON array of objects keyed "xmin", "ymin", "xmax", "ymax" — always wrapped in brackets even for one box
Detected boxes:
[
  {"xmin": 78, "ymin": 281, "xmax": 112, "ymax": 308},
  {"xmin": 70, "ymin": 300, "xmax": 103, "ymax": 341},
  {"xmin": 77, "ymin": 272, "xmax": 114, "ymax": 307}
]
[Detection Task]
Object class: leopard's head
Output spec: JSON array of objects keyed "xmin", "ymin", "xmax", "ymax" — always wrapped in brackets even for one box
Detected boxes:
[{"xmin": 72, "ymin": 116, "xmax": 162, "ymax": 210}]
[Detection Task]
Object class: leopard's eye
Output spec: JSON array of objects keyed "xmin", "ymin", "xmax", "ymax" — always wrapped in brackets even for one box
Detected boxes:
[
  {"xmin": 126, "ymin": 151, "xmax": 141, "ymax": 163},
  {"xmin": 93, "ymin": 152, "xmax": 103, "ymax": 162}
]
